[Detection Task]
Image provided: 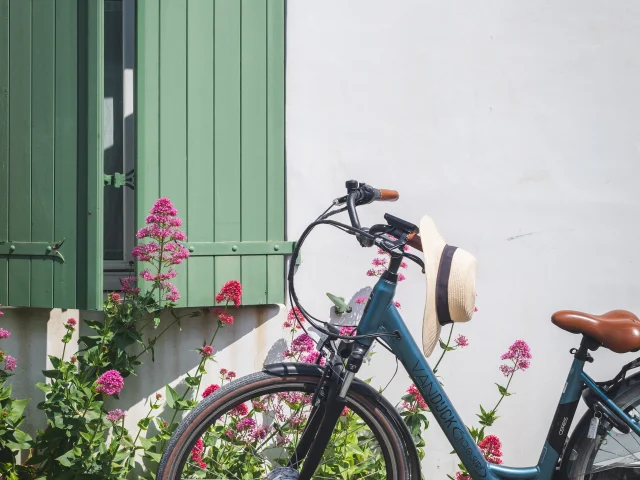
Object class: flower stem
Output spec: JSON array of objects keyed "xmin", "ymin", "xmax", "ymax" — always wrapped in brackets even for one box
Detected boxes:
[
  {"xmin": 490, "ymin": 360, "xmax": 516, "ymax": 415},
  {"xmin": 432, "ymin": 324, "xmax": 455, "ymax": 374}
]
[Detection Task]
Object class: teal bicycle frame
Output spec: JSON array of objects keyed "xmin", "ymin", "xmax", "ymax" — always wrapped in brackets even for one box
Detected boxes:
[{"xmin": 356, "ymin": 274, "xmax": 640, "ymax": 480}]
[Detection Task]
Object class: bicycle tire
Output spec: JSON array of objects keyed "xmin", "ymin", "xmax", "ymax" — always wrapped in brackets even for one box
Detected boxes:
[
  {"xmin": 157, "ymin": 363, "xmax": 421, "ymax": 479},
  {"xmin": 558, "ymin": 371, "xmax": 640, "ymax": 479}
]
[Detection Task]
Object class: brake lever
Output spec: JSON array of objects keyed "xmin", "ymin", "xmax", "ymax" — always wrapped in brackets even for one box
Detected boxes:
[{"xmin": 404, "ymin": 252, "xmax": 425, "ymax": 273}]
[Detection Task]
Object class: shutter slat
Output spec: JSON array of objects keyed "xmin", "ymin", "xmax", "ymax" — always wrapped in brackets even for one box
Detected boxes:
[
  {"xmin": 30, "ymin": 0, "xmax": 56, "ymax": 308},
  {"xmin": 213, "ymin": 0, "xmax": 242, "ymax": 296},
  {"xmin": 186, "ymin": 0, "xmax": 216, "ymax": 307},
  {"xmin": 8, "ymin": 0, "xmax": 32, "ymax": 307},
  {"xmin": 266, "ymin": 0, "xmax": 286, "ymax": 304},
  {"xmin": 241, "ymin": 0, "xmax": 268, "ymax": 305},
  {"xmin": 0, "ymin": 0, "xmax": 8, "ymax": 304},
  {"xmin": 53, "ymin": 0, "xmax": 78, "ymax": 309},
  {"xmin": 159, "ymin": 0, "xmax": 188, "ymax": 303}
]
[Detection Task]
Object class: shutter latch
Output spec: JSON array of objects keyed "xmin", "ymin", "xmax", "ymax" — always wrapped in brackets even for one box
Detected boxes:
[
  {"xmin": 104, "ymin": 169, "xmax": 134, "ymax": 189},
  {"xmin": 0, "ymin": 238, "xmax": 66, "ymax": 263}
]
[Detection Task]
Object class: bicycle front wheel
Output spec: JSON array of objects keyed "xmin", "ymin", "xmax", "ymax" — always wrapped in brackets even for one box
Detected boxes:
[{"xmin": 157, "ymin": 364, "xmax": 417, "ymax": 479}]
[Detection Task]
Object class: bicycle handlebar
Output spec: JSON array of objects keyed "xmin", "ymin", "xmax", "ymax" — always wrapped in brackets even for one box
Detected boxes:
[{"xmin": 406, "ymin": 233, "xmax": 423, "ymax": 252}]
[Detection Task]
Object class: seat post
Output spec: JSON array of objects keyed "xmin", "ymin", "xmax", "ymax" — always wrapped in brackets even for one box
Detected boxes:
[{"xmin": 574, "ymin": 335, "xmax": 599, "ymax": 362}]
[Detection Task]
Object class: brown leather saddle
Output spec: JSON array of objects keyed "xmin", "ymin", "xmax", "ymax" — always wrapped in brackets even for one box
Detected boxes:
[{"xmin": 552, "ymin": 310, "xmax": 640, "ymax": 353}]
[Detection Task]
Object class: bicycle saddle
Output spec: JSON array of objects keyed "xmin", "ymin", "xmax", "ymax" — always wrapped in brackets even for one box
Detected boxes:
[{"xmin": 552, "ymin": 310, "xmax": 640, "ymax": 353}]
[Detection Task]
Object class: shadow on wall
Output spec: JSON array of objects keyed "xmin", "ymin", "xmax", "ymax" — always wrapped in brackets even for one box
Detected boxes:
[{"xmin": 0, "ymin": 307, "xmax": 77, "ymax": 439}]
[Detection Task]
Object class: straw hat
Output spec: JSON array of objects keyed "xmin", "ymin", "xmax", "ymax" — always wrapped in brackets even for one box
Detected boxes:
[{"xmin": 420, "ymin": 215, "xmax": 477, "ymax": 357}]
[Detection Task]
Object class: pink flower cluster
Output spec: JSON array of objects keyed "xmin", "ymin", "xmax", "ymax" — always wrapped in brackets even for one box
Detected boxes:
[
  {"xmin": 499, "ymin": 340, "xmax": 532, "ymax": 377},
  {"xmin": 366, "ymin": 249, "xmax": 408, "ymax": 280},
  {"xmin": 479, "ymin": 435, "xmax": 503, "ymax": 464},
  {"xmin": 215, "ymin": 280, "xmax": 242, "ymax": 307},
  {"xmin": 95, "ymin": 370, "xmax": 124, "ymax": 396},
  {"xmin": 106, "ymin": 409, "xmax": 125, "ymax": 423},
  {"xmin": 454, "ymin": 335, "xmax": 469, "ymax": 348},
  {"xmin": 403, "ymin": 384, "xmax": 428, "ymax": 411},
  {"xmin": 190, "ymin": 438, "xmax": 207, "ymax": 470},
  {"xmin": 220, "ymin": 369, "xmax": 236, "ymax": 381},
  {"xmin": 0, "ymin": 328, "xmax": 10, "ymax": 339},
  {"xmin": 120, "ymin": 277, "xmax": 140, "ymax": 295},
  {"xmin": 131, "ymin": 198, "xmax": 189, "ymax": 302},
  {"xmin": 283, "ymin": 307, "xmax": 304, "ymax": 329},
  {"xmin": 229, "ymin": 403, "xmax": 249, "ymax": 416},
  {"xmin": 213, "ymin": 308, "xmax": 234, "ymax": 325},
  {"xmin": 66, "ymin": 318, "xmax": 77, "ymax": 328},
  {"xmin": 4, "ymin": 355, "xmax": 16, "ymax": 372},
  {"xmin": 202, "ymin": 384, "xmax": 220, "ymax": 398},
  {"xmin": 200, "ymin": 345, "xmax": 214, "ymax": 358}
]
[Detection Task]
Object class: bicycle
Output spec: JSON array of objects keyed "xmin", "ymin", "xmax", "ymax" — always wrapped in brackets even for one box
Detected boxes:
[{"xmin": 158, "ymin": 180, "xmax": 640, "ymax": 479}]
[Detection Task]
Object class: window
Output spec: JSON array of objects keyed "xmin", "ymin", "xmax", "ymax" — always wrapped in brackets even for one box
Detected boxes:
[{"xmin": 104, "ymin": 0, "xmax": 135, "ymax": 290}]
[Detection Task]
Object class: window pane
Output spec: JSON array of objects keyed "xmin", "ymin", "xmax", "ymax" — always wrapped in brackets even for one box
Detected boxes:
[{"xmin": 104, "ymin": 0, "xmax": 124, "ymax": 261}]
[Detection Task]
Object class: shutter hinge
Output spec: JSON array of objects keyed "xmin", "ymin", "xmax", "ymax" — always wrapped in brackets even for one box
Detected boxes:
[
  {"xmin": 104, "ymin": 169, "xmax": 134, "ymax": 189},
  {"xmin": 0, "ymin": 238, "xmax": 66, "ymax": 263}
]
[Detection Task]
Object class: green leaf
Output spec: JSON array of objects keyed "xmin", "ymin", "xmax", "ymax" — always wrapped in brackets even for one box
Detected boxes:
[
  {"xmin": 55, "ymin": 449, "xmax": 76, "ymax": 467},
  {"xmin": 7, "ymin": 429, "xmax": 32, "ymax": 450},
  {"xmin": 48, "ymin": 356, "xmax": 61, "ymax": 369},
  {"xmin": 137, "ymin": 416, "xmax": 152, "ymax": 431},
  {"xmin": 153, "ymin": 317, "xmax": 161, "ymax": 329},
  {"xmin": 185, "ymin": 376, "xmax": 200, "ymax": 387},
  {"xmin": 42, "ymin": 369, "xmax": 60, "ymax": 380},
  {"xmin": 8, "ymin": 398, "xmax": 29, "ymax": 423},
  {"xmin": 145, "ymin": 451, "xmax": 162, "ymax": 462},
  {"xmin": 439, "ymin": 339, "xmax": 455, "ymax": 352},
  {"xmin": 84, "ymin": 320, "xmax": 104, "ymax": 331},
  {"xmin": 35, "ymin": 382, "xmax": 51, "ymax": 394},
  {"xmin": 495, "ymin": 383, "xmax": 512, "ymax": 397},
  {"xmin": 165, "ymin": 385, "xmax": 180, "ymax": 409}
]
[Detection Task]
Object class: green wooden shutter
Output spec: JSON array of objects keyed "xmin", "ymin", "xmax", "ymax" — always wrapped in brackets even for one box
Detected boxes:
[
  {"xmin": 0, "ymin": 0, "xmax": 104, "ymax": 310},
  {"xmin": 136, "ymin": 0, "xmax": 289, "ymax": 307}
]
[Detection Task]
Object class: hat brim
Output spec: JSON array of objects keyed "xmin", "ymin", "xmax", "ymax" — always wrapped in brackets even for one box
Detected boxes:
[{"xmin": 420, "ymin": 215, "xmax": 447, "ymax": 357}]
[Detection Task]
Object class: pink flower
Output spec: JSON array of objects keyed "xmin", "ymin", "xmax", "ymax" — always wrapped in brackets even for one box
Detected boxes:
[
  {"xmin": 229, "ymin": 403, "xmax": 249, "ymax": 416},
  {"xmin": 301, "ymin": 350, "xmax": 326, "ymax": 366},
  {"xmin": 150, "ymin": 198, "xmax": 179, "ymax": 216},
  {"xmin": 400, "ymin": 262, "xmax": 408, "ymax": 269},
  {"xmin": 202, "ymin": 384, "xmax": 220, "ymax": 398},
  {"xmin": 372, "ymin": 258, "xmax": 387, "ymax": 267},
  {"xmin": 251, "ymin": 424, "xmax": 269, "ymax": 440},
  {"xmin": 155, "ymin": 393, "xmax": 162, "ymax": 400},
  {"xmin": 219, "ymin": 368, "xmax": 228, "ymax": 376},
  {"xmin": 456, "ymin": 472, "xmax": 471, "ymax": 480},
  {"xmin": 66, "ymin": 318, "xmax": 77, "ymax": 327},
  {"xmin": 120, "ymin": 277, "xmax": 140, "ymax": 295},
  {"xmin": 454, "ymin": 335, "xmax": 469, "ymax": 348},
  {"xmin": 341, "ymin": 406, "xmax": 350, "ymax": 416},
  {"xmin": 291, "ymin": 334, "xmax": 315, "ymax": 354},
  {"xmin": 200, "ymin": 345, "xmax": 214, "ymax": 357},
  {"xmin": 407, "ymin": 384, "xmax": 428, "ymax": 410},
  {"xmin": 398, "ymin": 273, "xmax": 406, "ymax": 282},
  {"xmin": 106, "ymin": 409, "xmax": 125, "ymax": 423},
  {"xmin": 4, "ymin": 355, "xmax": 16, "ymax": 372},
  {"xmin": 0, "ymin": 311, "xmax": 3, "ymax": 317},
  {"xmin": 394, "ymin": 301, "xmax": 401, "ymax": 309},
  {"xmin": 339, "ymin": 326, "xmax": 355, "ymax": 336},
  {"xmin": 215, "ymin": 280, "xmax": 242, "ymax": 307},
  {"xmin": 70, "ymin": 355, "xmax": 77, "ymax": 363},
  {"xmin": 225, "ymin": 371, "xmax": 236, "ymax": 381},
  {"xmin": 95, "ymin": 370, "xmax": 124, "ymax": 396},
  {"xmin": 213, "ymin": 308, "xmax": 234, "ymax": 325},
  {"xmin": 500, "ymin": 340, "xmax": 532, "ymax": 376},
  {"xmin": 162, "ymin": 281, "xmax": 180, "ymax": 302},
  {"xmin": 109, "ymin": 292, "xmax": 121, "ymax": 303},
  {"xmin": 501, "ymin": 340, "xmax": 532, "ymax": 361},
  {"xmin": 190, "ymin": 438, "xmax": 207, "ymax": 470},
  {"xmin": 283, "ymin": 307, "xmax": 304, "ymax": 329},
  {"xmin": 354, "ymin": 296, "xmax": 368, "ymax": 305},
  {"xmin": 0, "ymin": 328, "xmax": 10, "ymax": 339},
  {"xmin": 479, "ymin": 435, "xmax": 503, "ymax": 464},
  {"xmin": 366, "ymin": 268, "xmax": 384, "ymax": 277},
  {"xmin": 237, "ymin": 417, "xmax": 256, "ymax": 431},
  {"xmin": 474, "ymin": 306, "xmax": 478, "ymax": 312}
]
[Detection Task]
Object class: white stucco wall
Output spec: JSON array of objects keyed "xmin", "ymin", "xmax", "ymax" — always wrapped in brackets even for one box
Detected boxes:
[
  {"xmin": 3, "ymin": 1, "xmax": 640, "ymax": 477},
  {"xmin": 286, "ymin": 0, "xmax": 640, "ymax": 474}
]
